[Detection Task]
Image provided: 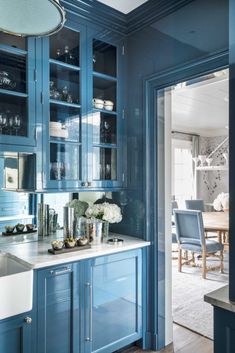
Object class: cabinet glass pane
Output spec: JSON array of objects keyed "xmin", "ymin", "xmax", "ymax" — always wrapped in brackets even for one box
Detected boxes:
[
  {"xmin": 0, "ymin": 94, "xmax": 27, "ymax": 136},
  {"xmin": 0, "ymin": 51, "xmax": 26, "ymax": 93},
  {"xmin": 50, "ymin": 64, "xmax": 80, "ymax": 105},
  {"xmin": 92, "ymin": 258, "xmax": 137, "ymax": 351},
  {"xmin": 93, "ymin": 147, "xmax": 117, "ymax": 180},
  {"xmin": 50, "ymin": 104, "xmax": 81, "ymax": 141},
  {"xmin": 93, "ymin": 112, "xmax": 116, "ymax": 144},
  {"xmin": 50, "ymin": 27, "xmax": 80, "ymax": 66},
  {"xmin": 50, "ymin": 143, "xmax": 79, "ymax": 180},
  {"xmin": 93, "ymin": 76, "xmax": 116, "ymax": 111},
  {"xmin": 93, "ymin": 39, "xmax": 116, "ymax": 77},
  {"xmin": 0, "ymin": 33, "xmax": 26, "ymax": 50}
]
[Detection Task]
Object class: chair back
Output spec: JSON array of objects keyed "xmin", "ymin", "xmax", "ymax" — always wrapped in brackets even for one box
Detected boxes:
[
  {"xmin": 171, "ymin": 200, "xmax": 178, "ymax": 215},
  {"xmin": 185, "ymin": 199, "xmax": 205, "ymax": 211},
  {"xmin": 174, "ymin": 209, "xmax": 205, "ymax": 245}
]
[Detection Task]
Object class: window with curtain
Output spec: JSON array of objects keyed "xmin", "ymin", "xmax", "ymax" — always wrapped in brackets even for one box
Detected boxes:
[{"xmin": 172, "ymin": 139, "xmax": 194, "ymax": 208}]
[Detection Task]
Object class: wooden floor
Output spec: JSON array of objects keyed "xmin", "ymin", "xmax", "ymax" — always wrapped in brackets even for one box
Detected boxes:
[{"xmin": 121, "ymin": 324, "xmax": 213, "ymax": 353}]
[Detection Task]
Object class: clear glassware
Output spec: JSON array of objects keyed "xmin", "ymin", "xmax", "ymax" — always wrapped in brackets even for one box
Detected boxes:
[
  {"xmin": 56, "ymin": 48, "xmax": 62, "ymax": 61},
  {"xmin": 7, "ymin": 113, "xmax": 14, "ymax": 135},
  {"xmin": 0, "ymin": 113, "xmax": 7, "ymax": 134},
  {"xmin": 64, "ymin": 45, "xmax": 70, "ymax": 64},
  {"xmin": 62, "ymin": 85, "xmax": 69, "ymax": 101},
  {"xmin": 13, "ymin": 114, "xmax": 21, "ymax": 135},
  {"xmin": 49, "ymin": 81, "xmax": 56, "ymax": 99}
]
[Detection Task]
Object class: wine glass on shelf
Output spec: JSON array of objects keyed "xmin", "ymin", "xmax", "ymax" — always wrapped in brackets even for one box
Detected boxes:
[
  {"xmin": 13, "ymin": 114, "xmax": 21, "ymax": 136},
  {"xmin": 0, "ymin": 113, "xmax": 7, "ymax": 134},
  {"xmin": 7, "ymin": 114, "xmax": 14, "ymax": 135}
]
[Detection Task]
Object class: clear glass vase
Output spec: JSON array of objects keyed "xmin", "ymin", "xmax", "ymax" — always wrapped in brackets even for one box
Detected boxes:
[{"xmin": 102, "ymin": 221, "xmax": 109, "ymax": 239}]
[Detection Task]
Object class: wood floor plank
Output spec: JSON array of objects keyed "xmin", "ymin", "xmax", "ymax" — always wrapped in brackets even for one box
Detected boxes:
[{"xmin": 120, "ymin": 324, "xmax": 213, "ymax": 353}]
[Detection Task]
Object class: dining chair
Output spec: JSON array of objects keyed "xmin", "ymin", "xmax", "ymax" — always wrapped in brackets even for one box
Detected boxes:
[
  {"xmin": 174, "ymin": 209, "xmax": 224, "ymax": 279},
  {"xmin": 185, "ymin": 199, "xmax": 205, "ymax": 212}
]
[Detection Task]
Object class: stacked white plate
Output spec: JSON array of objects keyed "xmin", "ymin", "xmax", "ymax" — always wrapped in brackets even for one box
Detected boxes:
[{"xmin": 50, "ymin": 122, "xmax": 68, "ymax": 139}]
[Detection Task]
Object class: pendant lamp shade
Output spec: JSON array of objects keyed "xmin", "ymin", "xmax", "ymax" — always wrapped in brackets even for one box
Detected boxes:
[{"xmin": 0, "ymin": 0, "xmax": 66, "ymax": 37}]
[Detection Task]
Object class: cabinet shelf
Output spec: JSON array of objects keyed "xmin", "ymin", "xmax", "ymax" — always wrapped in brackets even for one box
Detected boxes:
[
  {"xmin": 0, "ymin": 88, "xmax": 28, "ymax": 98},
  {"xmin": 0, "ymin": 44, "xmax": 27, "ymax": 57},
  {"xmin": 49, "ymin": 58, "xmax": 80, "ymax": 72},
  {"xmin": 50, "ymin": 136, "xmax": 81, "ymax": 145},
  {"xmin": 50, "ymin": 99, "xmax": 81, "ymax": 108},
  {"xmin": 93, "ymin": 108, "xmax": 117, "ymax": 115},
  {"xmin": 196, "ymin": 165, "xmax": 228, "ymax": 171},
  {"xmin": 93, "ymin": 71, "xmax": 117, "ymax": 82},
  {"xmin": 93, "ymin": 143, "xmax": 117, "ymax": 148}
]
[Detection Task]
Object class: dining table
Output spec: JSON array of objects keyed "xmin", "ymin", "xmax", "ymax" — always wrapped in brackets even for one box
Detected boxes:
[{"xmin": 202, "ymin": 211, "xmax": 229, "ymax": 244}]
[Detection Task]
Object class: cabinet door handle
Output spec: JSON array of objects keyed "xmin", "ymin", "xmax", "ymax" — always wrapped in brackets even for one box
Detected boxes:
[
  {"xmin": 85, "ymin": 282, "xmax": 93, "ymax": 342},
  {"xmin": 50, "ymin": 267, "xmax": 71, "ymax": 276},
  {"xmin": 24, "ymin": 317, "xmax": 32, "ymax": 324}
]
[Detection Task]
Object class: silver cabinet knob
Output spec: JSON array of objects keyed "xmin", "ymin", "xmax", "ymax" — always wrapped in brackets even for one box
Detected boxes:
[{"xmin": 24, "ymin": 316, "xmax": 32, "ymax": 324}]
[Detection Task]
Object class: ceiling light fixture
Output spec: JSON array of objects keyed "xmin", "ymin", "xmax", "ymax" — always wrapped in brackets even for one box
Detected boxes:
[{"xmin": 0, "ymin": 0, "xmax": 66, "ymax": 37}]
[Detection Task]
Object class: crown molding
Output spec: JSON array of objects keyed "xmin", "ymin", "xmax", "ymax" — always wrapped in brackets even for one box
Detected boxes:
[
  {"xmin": 126, "ymin": 0, "xmax": 195, "ymax": 35},
  {"xmin": 61, "ymin": 0, "xmax": 127, "ymax": 35},
  {"xmin": 61, "ymin": 0, "xmax": 196, "ymax": 36}
]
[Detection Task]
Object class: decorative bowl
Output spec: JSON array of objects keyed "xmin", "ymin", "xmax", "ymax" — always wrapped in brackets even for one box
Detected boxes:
[
  {"xmin": 26, "ymin": 224, "xmax": 34, "ymax": 232},
  {"xmin": 77, "ymin": 236, "xmax": 89, "ymax": 246},
  {"xmin": 51, "ymin": 240, "xmax": 64, "ymax": 251},
  {"xmin": 4, "ymin": 225, "xmax": 15, "ymax": 233},
  {"xmin": 64, "ymin": 237, "xmax": 76, "ymax": 248},
  {"xmin": 15, "ymin": 223, "xmax": 25, "ymax": 232}
]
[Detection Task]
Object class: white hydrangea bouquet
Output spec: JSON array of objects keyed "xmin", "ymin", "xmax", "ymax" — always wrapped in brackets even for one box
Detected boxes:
[
  {"xmin": 85, "ymin": 202, "xmax": 122, "ymax": 223},
  {"xmin": 213, "ymin": 192, "xmax": 229, "ymax": 211}
]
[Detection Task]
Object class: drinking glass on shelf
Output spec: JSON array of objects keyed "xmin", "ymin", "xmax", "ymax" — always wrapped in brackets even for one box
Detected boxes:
[
  {"xmin": 7, "ymin": 115, "xmax": 14, "ymax": 135},
  {"xmin": 0, "ymin": 113, "xmax": 7, "ymax": 134},
  {"xmin": 13, "ymin": 114, "xmax": 21, "ymax": 135}
]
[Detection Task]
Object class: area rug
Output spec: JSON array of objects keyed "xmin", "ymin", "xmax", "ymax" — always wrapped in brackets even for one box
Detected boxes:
[{"xmin": 172, "ymin": 255, "xmax": 228, "ymax": 339}]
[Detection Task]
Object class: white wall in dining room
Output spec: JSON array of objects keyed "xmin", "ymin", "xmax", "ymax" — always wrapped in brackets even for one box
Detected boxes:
[{"xmin": 197, "ymin": 135, "xmax": 228, "ymax": 204}]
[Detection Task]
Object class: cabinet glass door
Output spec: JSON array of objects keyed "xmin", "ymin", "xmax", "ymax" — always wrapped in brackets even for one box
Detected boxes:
[
  {"xmin": 47, "ymin": 27, "xmax": 82, "ymax": 188},
  {"xmin": 0, "ymin": 33, "xmax": 35, "ymax": 146},
  {"xmin": 90, "ymin": 39, "xmax": 120, "ymax": 187}
]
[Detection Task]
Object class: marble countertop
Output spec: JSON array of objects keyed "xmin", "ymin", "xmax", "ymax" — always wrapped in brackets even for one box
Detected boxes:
[
  {"xmin": 204, "ymin": 285, "xmax": 235, "ymax": 313},
  {"xmin": 0, "ymin": 234, "xmax": 150, "ymax": 269}
]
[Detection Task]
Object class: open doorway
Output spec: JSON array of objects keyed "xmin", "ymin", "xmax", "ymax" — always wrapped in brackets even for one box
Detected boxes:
[{"xmin": 159, "ymin": 68, "xmax": 229, "ymax": 341}]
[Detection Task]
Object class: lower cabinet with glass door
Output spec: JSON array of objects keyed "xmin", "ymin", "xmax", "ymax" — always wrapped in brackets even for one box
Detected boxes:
[
  {"xmin": 81, "ymin": 249, "xmax": 143, "ymax": 353},
  {"xmin": 0, "ymin": 312, "xmax": 33, "ymax": 353}
]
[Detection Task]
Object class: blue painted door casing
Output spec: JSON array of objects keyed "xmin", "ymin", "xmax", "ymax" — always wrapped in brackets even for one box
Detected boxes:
[
  {"xmin": 81, "ymin": 249, "xmax": 142, "ymax": 353},
  {"xmin": 0, "ymin": 313, "xmax": 32, "ymax": 353},
  {"xmin": 37, "ymin": 262, "xmax": 79, "ymax": 353}
]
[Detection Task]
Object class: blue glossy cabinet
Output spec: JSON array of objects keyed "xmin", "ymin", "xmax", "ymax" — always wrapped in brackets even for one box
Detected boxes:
[
  {"xmin": 37, "ymin": 263, "xmax": 79, "ymax": 353},
  {"xmin": 81, "ymin": 249, "xmax": 142, "ymax": 353},
  {"xmin": 0, "ymin": 33, "xmax": 36, "ymax": 151},
  {"xmin": 38, "ymin": 23, "xmax": 124, "ymax": 191},
  {"xmin": 0, "ymin": 313, "xmax": 33, "ymax": 353}
]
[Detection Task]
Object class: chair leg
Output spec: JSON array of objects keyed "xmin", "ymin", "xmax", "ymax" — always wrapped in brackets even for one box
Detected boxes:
[
  {"xmin": 220, "ymin": 250, "xmax": 224, "ymax": 273},
  {"xmin": 192, "ymin": 252, "xmax": 196, "ymax": 266},
  {"xmin": 178, "ymin": 248, "xmax": 182, "ymax": 272},
  {"xmin": 202, "ymin": 251, "xmax": 206, "ymax": 279}
]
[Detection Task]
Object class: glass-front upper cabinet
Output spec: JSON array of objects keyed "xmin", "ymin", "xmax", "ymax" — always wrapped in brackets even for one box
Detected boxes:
[
  {"xmin": 0, "ymin": 33, "xmax": 36, "ymax": 147},
  {"xmin": 43, "ymin": 26, "xmax": 83, "ymax": 189},
  {"xmin": 89, "ymin": 39, "xmax": 120, "ymax": 188}
]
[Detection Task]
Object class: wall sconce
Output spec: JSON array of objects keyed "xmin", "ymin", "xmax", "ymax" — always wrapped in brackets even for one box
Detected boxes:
[{"xmin": 0, "ymin": 0, "xmax": 66, "ymax": 37}]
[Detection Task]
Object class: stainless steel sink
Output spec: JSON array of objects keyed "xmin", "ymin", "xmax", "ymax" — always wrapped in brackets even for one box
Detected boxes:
[{"xmin": 0, "ymin": 253, "xmax": 33, "ymax": 320}]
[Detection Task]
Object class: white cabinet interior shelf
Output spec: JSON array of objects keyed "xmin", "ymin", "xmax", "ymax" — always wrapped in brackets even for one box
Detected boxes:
[{"xmin": 196, "ymin": 166, "xmax": 228, "ymax": 171}]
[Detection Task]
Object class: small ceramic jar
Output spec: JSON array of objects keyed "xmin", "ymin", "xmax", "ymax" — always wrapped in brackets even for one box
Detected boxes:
[
  {"xmin": 104, "ymin": 100, "xmax": 114, "ymax": 111},
  {"xmin": 92, "ymin": 98, "xmax": 104, "ymax": 109}
]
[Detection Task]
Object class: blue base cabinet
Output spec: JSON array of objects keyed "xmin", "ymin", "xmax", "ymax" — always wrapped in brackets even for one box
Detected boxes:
[
  {"xmin": 37, "ymin": 263, "xmax": 80, "ymax": 353},
  {"xmin": 0, "ymin": 313, "xmax": 33, "ymax": 353},
  {"xmin": 81, "ymin": 249, "xmax": 142, "ymax": 353},
  {"xmin": 214, "ymin": 306, "xmax": 235, "ymax": 353}
]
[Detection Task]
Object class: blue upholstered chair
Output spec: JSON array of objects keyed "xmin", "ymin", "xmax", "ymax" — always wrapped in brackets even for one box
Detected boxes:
[
  {"xmin": 172, "ymin": 201, "xmax": 178, "ymax": 244},
  {"xmin": 185, "ymin": 199, "xmax": 205, "ymax": 212},
  {"xmin": 174, "ymin": 209, "xmax": 224, "ymax": 279}
]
